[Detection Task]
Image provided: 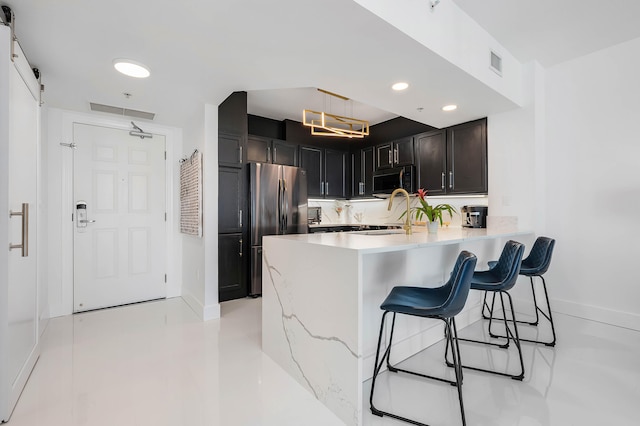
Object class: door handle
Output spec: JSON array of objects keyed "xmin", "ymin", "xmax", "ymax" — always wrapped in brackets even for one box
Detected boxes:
[
  {"xmin": 79, "ymin": 219, "xmax": 96, "ymax": 224},
  {"xmin": 238, "ymin": 209, "xmax": 243, "ymax": 228},
  {"xmin": 449, "ymin": 171, "xmax": 454, "ymax": 189},
  {"xmin": 9, "ymin": 203, "xmax": 29, "ymax": 257},
  {"xmin": 273, "ymin": 147, "xmax": 277, "ymax": 163},
  {"xmin": 239, "ymin": 146, "xmax": 243, "ymax": 163},
  {"xmin": 267, "ymin": 146, "xmax": 271, "ymax": 162},
  {"xmin": 441, "ymin": 172, "xmax": 445, "ymax": 190},
  {"xmin": 388, "ymin": 150, "xmax": 392, "ymax": 165},
  {"xmin": 239, "ymin": 239, "xmax": 243, "ymax": 257},
  {"xmin": 394, "ymin": 148, "xmax": 398, "ymax": 164}
]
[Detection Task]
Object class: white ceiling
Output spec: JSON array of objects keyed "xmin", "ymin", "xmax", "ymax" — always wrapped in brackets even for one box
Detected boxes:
[{"xmin": 5, "ymin": 0, "xmax": 640, "ymax": 129}]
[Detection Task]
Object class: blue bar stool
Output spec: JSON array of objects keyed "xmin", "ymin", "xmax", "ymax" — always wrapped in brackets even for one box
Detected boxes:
[
  {"xmin": 482, "ymin": 236, "xmax": 557, "ymax": 346},
  {"xmin": 369, "ymin": 251, "xmax": 478, "ymax": 426},
  {"xmin": 452, "ymin": 240, "xmax": 526, "ymax": 380}
]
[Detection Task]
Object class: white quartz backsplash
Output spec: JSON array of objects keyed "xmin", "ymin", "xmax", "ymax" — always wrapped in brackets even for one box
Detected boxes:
[{"xmin": 308, "ymin": 196, "xmax": 489, "ymax": 227}]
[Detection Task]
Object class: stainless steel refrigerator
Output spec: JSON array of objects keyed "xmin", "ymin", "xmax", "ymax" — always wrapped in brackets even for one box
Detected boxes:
[{"xmin": 249, "ymin": 163, "xmax": 308, "ymax": 296}]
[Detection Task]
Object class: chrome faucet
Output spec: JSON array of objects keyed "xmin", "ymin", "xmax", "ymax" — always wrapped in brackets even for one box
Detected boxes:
[{"xmin": 388, "ymin": 188, "xmax": 412, "ymax": 235}]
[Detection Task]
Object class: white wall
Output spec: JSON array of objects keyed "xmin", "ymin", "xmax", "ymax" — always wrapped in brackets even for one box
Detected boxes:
[
  {"xmin": 543, "ymin": 37, "xmax": 640, "ymax": 329},
  {"xmin": 180, "ymin": 104, "xmax": 220, "ymax": 321},
  {"xmin": 45, "ymin": 108, "xmax": 183, "ymax": 317},
  {"xmin": 487, "ymin": 61, "xmax": 546, "ymax": 231}
]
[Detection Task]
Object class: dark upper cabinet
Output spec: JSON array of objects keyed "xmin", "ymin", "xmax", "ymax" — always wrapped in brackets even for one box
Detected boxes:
[
  {"xmin": 414, "ymin": 119, "xmax": 487, "ymax": 196},
  {"xmin": 325, "ymin": 149, "xmax": 347, "ymax": 198},
  {"xmin": 415, "ymin": 130, "xmax": 447, "ymax": 196},
  {"xmin": 218, "ymin": 166, "xmax": 245, "ymax": 233},
  {"xmin": 352, "ymin": 147, "xmax": 374, "ymax": 197},
  {"xmin": 219, "ymin": 132, "xmax": 245, "ymax": 167},
  {"xmin": 246, "ymin": 135, "xmax": 270, "ymax": 163},
  {"xmin": 299, "ymin": 146, "xmax": 323, "ymax": 197},
  {"xmin": 299, "ymin": 146, "xmax": 347, "ymax": 198},
  {"xmin": 272, "ymin": 139, "xmax": 298, "ymax": 166},
  {"xmin": 375, "ymin": 137, "xmax": 414, "ymax": 170},
  {"xmin": 247, "ymin": 135, "xmax": 298, "ymax": 166},
  {"xmin": 446, "ymin": 119, "xmax": 487, "ymax": 195},
  {"xmin": 218, "ymin": 233, "xmax": 247, "ymax": 302}
]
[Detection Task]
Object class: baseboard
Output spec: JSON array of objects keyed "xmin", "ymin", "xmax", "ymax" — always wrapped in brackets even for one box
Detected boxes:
[
  {"xmin": 362, "ymin": 303, "xmax": 483, "ymax": 381},
  {"xmin": 551, "ymin": 298, "xmax": 640, "ymax": 332},
  {"xmin": 181, "ymin": 292, "xmax": 220, "ymax": 321}
]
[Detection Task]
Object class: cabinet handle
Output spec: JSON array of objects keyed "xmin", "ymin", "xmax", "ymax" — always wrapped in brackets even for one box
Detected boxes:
[
  {"xmin": 359, "ymin": 182, "xmax": 364, "ymax": 195},
  {"xmin": 325, "ymin": 182, "xmax": 329, "ymax": 195},
  {"xmin": 267, "ymin": 146, "xmax": 271, "ymax": 162},
  {"xmin": 239, "ymin": 239, "xmax": 243, "ymax": 257},
  {"xmin": 239, "ymin": 209, "xmax": 243, "ymax": 228},
  {"xmin": 394, "ymin": 148, "xmax": 398, "ymax": 164},
  {"xmin": 320, "ymin": 182, "xmax": 324, "ymax": 195},
  {"xmin": 273, "ymin": 147, "xmax": 277, "ymax": 163},
  {"xmin": 449, "ymin": 171, "xmax": 454, "ymax": 189},
  {"xmin": 9, "ymin": 203, "xmax": 29, "ymax": 257},
  {"xmin": 388, "ymin": 150, "xmax": 392, "ymax": 165},
  {"xmin": 239, "ymin": 146, "xmax": 243, "ymax": 163},
  {"xmin": 441, "ymin": 172, "xmax": 445, "ymax": 190}
]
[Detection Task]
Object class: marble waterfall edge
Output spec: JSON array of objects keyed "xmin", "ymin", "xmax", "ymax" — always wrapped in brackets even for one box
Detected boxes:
[{"xmin": 262, "ymin": 237, "xmax": 362, "ymax": 426}]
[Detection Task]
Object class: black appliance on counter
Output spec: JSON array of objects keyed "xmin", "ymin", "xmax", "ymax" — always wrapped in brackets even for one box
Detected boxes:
[
  {"xmin": 249, "ymin": 163, "xmax": 308, "ymax": 296},
  {"xmin": 461, "ymin": 205, "xmax": 488, "ymax": 228},
  {"xmin": 372, "ymin": 165, "xmax": 415, "ymax": 197}
]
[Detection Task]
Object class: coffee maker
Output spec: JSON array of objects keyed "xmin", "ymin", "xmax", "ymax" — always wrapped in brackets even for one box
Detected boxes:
[{"xmin": 461, "ymin": 205, "xmax": 488, "ymax": 228}]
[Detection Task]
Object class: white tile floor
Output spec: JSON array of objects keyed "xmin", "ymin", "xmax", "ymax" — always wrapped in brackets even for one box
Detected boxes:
[{"xmin": 7, "ymin": 297, "xmax": 640, "ymax": 425}]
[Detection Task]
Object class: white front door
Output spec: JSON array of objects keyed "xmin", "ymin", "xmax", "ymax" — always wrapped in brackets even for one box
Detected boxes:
[{"xmin": 73, "ymin": 123, "xmax": 166, "ymax": 313}]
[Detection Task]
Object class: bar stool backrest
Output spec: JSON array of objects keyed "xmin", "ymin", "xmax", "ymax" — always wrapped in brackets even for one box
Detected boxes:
[
  {"xmin": 522, "ymin": 237, "xmax": 555, "ymax": 276},
  {"xmin": 492, "ymin": 240, "xmax": 525, "ymax": 291},
  {"xmin": 440, "ymin": 251, "xmax": 478, "ymax": 317}
]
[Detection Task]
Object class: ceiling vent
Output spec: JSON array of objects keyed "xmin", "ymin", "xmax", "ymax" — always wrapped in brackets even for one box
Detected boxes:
[
  {"xmin": 90, "ymin": 102, "xmax": 155, "ymax": 120},
  {"xmin": 490, "ymin": 50, "xmax": 503, "ymax": 76}
]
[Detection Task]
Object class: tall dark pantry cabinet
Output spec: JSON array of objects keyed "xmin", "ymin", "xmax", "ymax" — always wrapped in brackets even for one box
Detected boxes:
[{"xmin": 218, "ymin": 93, "xmax": 249, "ymax": 302}]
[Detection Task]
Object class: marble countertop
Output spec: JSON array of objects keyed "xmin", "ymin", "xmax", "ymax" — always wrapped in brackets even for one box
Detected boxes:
[{"xmin": 268, "ymin": 225, "xmax": 530, "ymax": 254}]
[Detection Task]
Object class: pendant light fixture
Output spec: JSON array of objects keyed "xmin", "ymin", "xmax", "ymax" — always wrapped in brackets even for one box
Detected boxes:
[{"xmin": 302, "ymin": 89, "xmax": 369, "ymax": 139}]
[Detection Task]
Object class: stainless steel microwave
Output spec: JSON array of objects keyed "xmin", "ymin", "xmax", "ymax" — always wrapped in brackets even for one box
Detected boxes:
[{"xmin": 372, "ymin": 165, "xmax": 415, "ymax": 197}]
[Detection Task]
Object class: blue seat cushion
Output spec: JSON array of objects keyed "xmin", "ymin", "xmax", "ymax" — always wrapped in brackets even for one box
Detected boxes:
[
  {"xmin": 470, "ymin": 270, "xmax": 506, "ymax": 291},
  {"xmin": 381, "ymin": 285, "xmax": 453, "ymax": 318}
]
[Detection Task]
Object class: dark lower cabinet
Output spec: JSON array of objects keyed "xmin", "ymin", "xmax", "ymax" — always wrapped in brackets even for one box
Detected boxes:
[{"xmin": 218, "ymin": 233, "xmax": 247, "ymax": 302}]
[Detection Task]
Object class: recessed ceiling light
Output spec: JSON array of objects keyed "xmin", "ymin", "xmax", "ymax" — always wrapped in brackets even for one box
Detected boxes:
[
  {"xmin": 392, "ymin": 82, "xmax": 409, "ymax": 91},
  {"xmin": 113, "ymin": 59, "xmax": 150, "ymax": 78},
  {"xmin": 442, "ymin": 104, "xmax": 457, "ymax": 111}
]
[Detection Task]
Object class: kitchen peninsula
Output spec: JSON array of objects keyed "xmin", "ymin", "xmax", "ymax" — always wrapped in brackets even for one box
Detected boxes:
[{"xmin": 262, "ymin": 225, "xmax": 534, "ymax": 426}]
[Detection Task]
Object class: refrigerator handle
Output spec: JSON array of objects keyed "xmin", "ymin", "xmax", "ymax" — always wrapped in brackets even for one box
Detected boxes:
[
  {"xmin": 277, "ymin": 178, "xmax": 283, "ymax": 234},
  {"xmin": 283, "ymin": 179, "xmax": 288, "ymax": 231}
]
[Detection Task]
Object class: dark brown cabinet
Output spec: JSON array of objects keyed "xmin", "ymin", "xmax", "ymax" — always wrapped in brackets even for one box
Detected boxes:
[
  {"xmin": 375, "ymin": 137, "xmax": 414, "ymax": 170},
  {"xmin": 218, "ymin": 233, "xmax": 246, "ymax": 302},
  {"xmin": 414, "ymin": 119, "xmax": 487, "ymax": 196},
  {"xmin": 299, "ymin": 146, "xmax": 347, "ymax": 198},
  {"xmin": 247, "ymin": 135, "xmax": 298, "ymax": 166},
  {"xmin": 352, "ymin": 147, "xmax": 374, "ymax": 197},
  {"xmin": 219, "ymin": 132, "xmax": 244, "ymax": 167}
]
